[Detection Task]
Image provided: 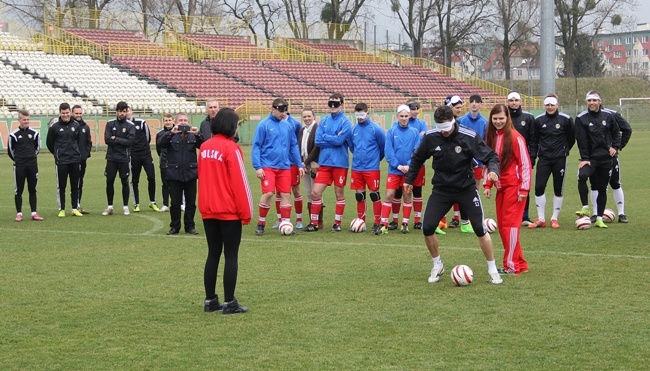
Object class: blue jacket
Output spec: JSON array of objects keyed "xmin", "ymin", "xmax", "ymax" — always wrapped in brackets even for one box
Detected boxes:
[
  {"xmin": 252, "ymin": 113, "xmax": 301, "ymax": 170},
  {"xmin": 315, "ymin": 110, "xmax": 352, "ymax": 168},
  {"xmin": 286, "ymin": 114, "xmax": 302, "ymax": 139},
  {"xmin": 347, "ymin": 119, "xmax": 385, "ymax": 171},
  {"xmin": 407, "ymin": 117, "xmax": 428, "ymax": 135},
  {"xmin": 385, "ymin": 122, "xmax": 421, "ymax": 175},
  {"xmin": 458, "ymin": 113, "xmax": 488, "ymax": 138}
]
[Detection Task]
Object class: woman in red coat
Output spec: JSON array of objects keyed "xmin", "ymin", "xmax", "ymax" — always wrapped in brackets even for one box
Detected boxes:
[
  {"xmin": 483, "ymin": 104, "xmax": 532, "ymax": 274},
  {"xmin": 198, "ymin": 108, "xmax": 253, "ymax": 314}
]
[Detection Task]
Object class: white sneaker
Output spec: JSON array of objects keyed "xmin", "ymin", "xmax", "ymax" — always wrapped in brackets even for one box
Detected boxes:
[
  {"xmin": 159, "ymin": 205, "xmax": 169, "ymax": 212},
  {"xmin": 272, "ymin": 221, "xmax": 281, "ymax": 229},
  {"xmin": 123, "ymin": 206, "xmax": 130, "ymax": 215},
  {"xmin": 296, "ymin": 221, "xmax": 303, "ymax": 229},
  {"xmin": 181, "ymin": 204, "xmax": 185, "ymax": 211},
  {"xmin": 102, "ymin": 207, "xmax": 114, "ymax": 216},
  {"xmin": 489, "ymin": 271, "xmax": 503, "ymax": 284},
  {"xmin": 428, "ymin": 264, "xmax": 444, "ymax": 283}
]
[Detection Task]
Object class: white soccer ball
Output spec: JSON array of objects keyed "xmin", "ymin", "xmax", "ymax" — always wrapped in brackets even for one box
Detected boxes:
[
  {"xmin": 279, "ymin": 221, "xmax": 294, "ymax": 235},
  {"xmin": 349, "ymin": 218, "xmax": 366, "ymax": 233},
  {"xmin": 451, "ymin": 265, "xmax": 474, "ymax": 286},
  {"xmin": 575, "ymin": 216, "xmax": 592, "ymax": 230},
  {"xmin": 603, "ymin": 208, "xmax": 616, "ymax": 223},
  {"xmin": 484, "ymin": 218, "xmax": 497, "ymax": 233}
]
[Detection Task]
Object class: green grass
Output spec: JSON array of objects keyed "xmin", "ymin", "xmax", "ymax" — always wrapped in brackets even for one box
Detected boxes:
[{"xmin": 1, "ymin": 132, "xmax": 649, "ymax": 368}]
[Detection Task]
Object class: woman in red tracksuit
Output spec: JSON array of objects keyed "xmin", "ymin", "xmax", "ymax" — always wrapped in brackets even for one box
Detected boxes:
[
  {"xmin": 198, "ymin": 108, "xmax": 253, "ymax": 315},
  {"xmin": 483, "ymin": 104, "xmax": 532, "ymax": 274}
]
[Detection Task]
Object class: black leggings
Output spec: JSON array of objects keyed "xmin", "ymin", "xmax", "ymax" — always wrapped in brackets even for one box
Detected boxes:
[{"xmin": 203, "ymin": 219, "xmax": 242, "ymax": 302}]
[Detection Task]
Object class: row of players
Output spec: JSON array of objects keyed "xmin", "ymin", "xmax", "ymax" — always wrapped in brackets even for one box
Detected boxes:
[{"xmin": 251, "ymin": 91, "xmax": 631, "ymax": 237}]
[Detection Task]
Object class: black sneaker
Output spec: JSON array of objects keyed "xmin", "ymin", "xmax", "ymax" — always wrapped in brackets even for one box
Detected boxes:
[
  {"xmin": 302, "ymin": 223, "xmax": 318, "ymax": 232},
  {"xmin": 521, "ymin": 217, "xmax": 533, "ymax": 226},
  {"xmin": 255, "ymin": 224, "xmax": 265, "ymax": 236},
  {"xmin": 449, "ymin": 219, "xmax": 460, "ymax": 228},
  {"xmin": 618, "ymin": 214, "xmax": 628, "ymax": 223},
  {"xmin": 414, "ymin": 222, "xmax": 422, "ymax": 230},
  {"xmin": 590, "ymin": 215, "xmax": 597, "ymax": 223},
  {"xmin": 331, "ymin": 223, "xmax": 342, "ymax": 232},
  {"xmin": 387, "ymin": 221, "xmax": 398, "ymax": 230},
  {"xmin": 371, "ymin": 223, "xmax": 380, "ymax": 233},
  {"xmin": 401, "ymin": 223, "xmax": 409, "ymax": 234},
  {"xmin": 204, "ymin": 296, "xmax": 223, "ymax": 312},
  {"xmin": 497, "ymin": 268, "xmax": 515, "ymax": 275},
  {"xmin": 222, "ymin": 299, "xmax": 248, "ymax": 315}
]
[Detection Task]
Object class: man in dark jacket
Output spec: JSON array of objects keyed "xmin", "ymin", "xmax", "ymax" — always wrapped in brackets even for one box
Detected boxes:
[
  {"xmin": 127, "ymin": 107, "xmax": 158, "ymax": 212},
  {"xmin": 199, "ymin": 99, "xmax": 239, "ymax": 143},
  {"xmin": 46, "ymin": 102, "xmax": 82, "ymax": 218},
  {"xmin": 157, "ymin": 112, "xmax": 204, "ymax": 235},
  {"xmin": 102, "ymin": 101, "xmax": 136, "ymax": 216},
  {"xmin": 155, "ymin": 113, "xmax": 174, "ymax": 212},
  {"xmin": 507, "ymin": 91, "xmax": 535, "ymax": 225},
  {"xmin": 72, "ymin": 105, "xmax": 92, "ymax": 214},
  {"xmin": 9, "ymin": 110, "xmax": 44, "ymax": 221}
]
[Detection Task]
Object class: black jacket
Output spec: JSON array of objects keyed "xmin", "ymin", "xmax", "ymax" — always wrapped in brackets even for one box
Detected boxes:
[
  {"xmin": 508, "ymin": 107, "xmax": 535, "ymax": 158},
  {"xmin": 155, "ymin": 126, "xmax": 173, "ymax": 168},
  {"xmin": 46, "ymin": 117, "xmax": 81, "ymax": 165},
  {"xmin": 199, "ymin": 115, "xmax": 239, "ymax": 143},
  {"xmin": 77, "ymin": 118, "xmax": 92, "ymax": 161},
  {"xmin": 158, "ymin": 130, "xmax": 204, "ymax": 182},
  {"xmin": 575, "ymin": 108, "xmax": 621, "ymax": 163},
  {"xmin": 602, "ymin": 107, "xmax": 632, "ymax": 151},
  {"xmin": 531, "ymin": 111, "xmax": 575, "ymax": 161},
  {"xmin": 105, "ymin": 117, "xmax": 135, "ymax": 163},
  {"xmin": 406, "ymin": 123, "xmax": 500, "ymax": 192},
  {"xmin": 130, "ymin": 117, "xmax": 152, "ymax": 156},
  {"xmin": 8, "ymin": 126, "xmax": 40, "ymax": 167}
]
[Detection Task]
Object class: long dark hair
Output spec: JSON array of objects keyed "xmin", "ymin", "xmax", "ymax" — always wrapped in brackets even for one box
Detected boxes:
[{"xmin": 485, "ymin": 104, "xmax": 515, "ymax": 170}]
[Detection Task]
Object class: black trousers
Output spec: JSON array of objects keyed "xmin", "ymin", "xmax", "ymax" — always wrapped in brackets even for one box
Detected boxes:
[
  {"xmin": 78, "ymin": 159, "xmax": 87, "ymax": 206},
  {"xmin": 160, "ymin": 167, "xmax": 170, "ymax": 207},
  {"xmin": 14, "ymin": 165, "xmax": 38, "ymax": 213},
  {"xmin": 608, "ymin": 155, "xmax": 621, "ymax": 189},
  {"xmin": 535, "ymin": 157, "xmax": 567, "ymax": 197},
  {"xmin": 105, "ymin": 160, "xmax": 130, "ymax": 206},
  {"xmin": 169, "ymin": 179, "xmax": 197, "ymax": 231},
  {"xmin": 203, "ymin": 219, "xmax": 242, "ymax": 302},
  {"xmin": 578, "ymin": 160, "xmax": 612, "ymax": 216},
  {"xmin": 56, "ymin": 163, "xmax": 80, "ymax": 210},
  {"xmin": 422, "ymin": 187, "xmax": 487, "ymax": 237},
  {"xmin": 130, "ymin": 155, "xmax": 156, "ymax": 206}
]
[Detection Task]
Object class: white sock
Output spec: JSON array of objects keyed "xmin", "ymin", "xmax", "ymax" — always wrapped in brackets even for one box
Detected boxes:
[
  {"xmin": 535, "ymin": 194, "xmax": 546, "ymax": 221},
  {"xmin": 613, "ymin": 187, "xmax": 625, "ymax": 215},
  {"xmin": 551, "ymin": 196, "xmax": 563, "ymax": 220},
  {"xmin": 107, "ymin": 205, "xmax": 113, "ymax": 209},
  {"xmin": 597, "ymin": 216, "xmax": 603, "ymax": 222},
  {"xmin": 432, "ymin": 256, "xmax": 442, "ymax": 267},
  {"xmin": 487, "ymin": 260, "xmax": 497, "ymax": 274},
  {"xmin": 591, "ymin": 190, "xmax": 598, "ymax": 215}
]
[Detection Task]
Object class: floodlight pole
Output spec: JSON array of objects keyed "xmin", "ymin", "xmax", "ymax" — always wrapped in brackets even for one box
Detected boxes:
[{"xmin": 540, "ymin": 0, "xmax": 556, "ymax": 95}]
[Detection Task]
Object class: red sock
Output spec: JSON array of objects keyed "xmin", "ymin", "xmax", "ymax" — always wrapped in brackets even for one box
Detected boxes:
[
  {"xmin": 380, "ymin": 202, "xmax": 391, "ymax": 226},
  {"xmin": 280, "ymin": 204, "xmax": 291, "ymax": 222},
  {"xmin": 392, "ymin": 198, "xmax": 401, "ymax": 223},
  {"xmin": 335, "ymin": 199, "xmax": 345, "ymax": 225},
  {"xmin": 311, "ymin": 199, "xmax": 322, "ymax": 224},
  {"xmin": 357, "ymin": 200, "xmax": 366, "ymax": 220},
  {"xmin": 258, "ymin": 203, "xmax": 270, "ymax": 226},
  {"xmin": 402, "ymin": 202, "xmax": 412, "ymax": 224},
  {"xmin": 413, "ymin": 196, "xmax": 422, "ymax": 223},
  {"xmin": 294, "ymin": 196, "xmax": 303, "ymax": 223},
  {"xmin": 372, "ymin": 199, "xmax": 382, "ymax": 225}
]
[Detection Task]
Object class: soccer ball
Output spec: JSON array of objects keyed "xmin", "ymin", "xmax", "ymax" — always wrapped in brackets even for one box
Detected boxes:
[
  {"xmin": 451, "ymin": 265, "xmax": 474, "ymax": 286},
  {"xmin": 484, "ymin": 218, "xmax": 497, "ymax": 233},
  {"xmin": 603, "ymin": 208, "xmax": 616, "ymax": 223},
  {"xmin": 279, "ymin": 221, "xmax": 294, "ymax": 235},
  {"xmin": 575, "ymin": 216, "xmax": 592, "ymax": 230},
  {"xmin": 349, "ymin": 218, "xmax": 366, "ymax": 233}
]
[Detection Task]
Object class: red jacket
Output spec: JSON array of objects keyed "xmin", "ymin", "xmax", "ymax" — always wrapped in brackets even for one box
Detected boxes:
[
  {"xmin": 484, "ymin": 129, "xmax": 532, "ymax": 196},
  {"xmin": 198, "ymin": 134, "xmax": 253, "ymax": 224}
]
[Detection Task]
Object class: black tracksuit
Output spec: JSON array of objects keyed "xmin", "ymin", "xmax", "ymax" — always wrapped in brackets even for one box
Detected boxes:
[
  {"xmin": 531, "ymin": 111, "xmax": 575, "ymax": 197},
  {"xmin": 156, "ymin": 126, "xmax": 173, "ymax": 207},
  {"xmin": 77, "ymin": 118, "xmax": 92, "ymax": 207},
  {"xmin": 104, "ymin": 117, "xmax": 135, "ymax": 206},
  {"xmin": 602, "ymin": 107, "xmax": 632, "ymax": 190},
  {"xmin": 46, "ymin": 117, "xmax": 82, "ymax": 210},
  {"xmin": 129, "ymin": 117, "xmax": 156, "ymax": 206},
  {"xmin": 9, "ymin": 126, "xmax": 40, "ymax": 213}
]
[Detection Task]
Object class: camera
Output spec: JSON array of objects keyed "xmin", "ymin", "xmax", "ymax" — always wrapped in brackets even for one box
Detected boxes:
[{"xmin": 178, "ymin": 125, "xmax": 191, "ymax": 132}]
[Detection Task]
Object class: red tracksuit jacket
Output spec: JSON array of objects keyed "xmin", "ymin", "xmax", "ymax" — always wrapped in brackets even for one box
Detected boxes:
[
  {"xmin": 484, "ymin": 129, "xmax": 532, "ymax": 196},
  {"xmin": 198, "ymin": 134, "xmax": 253, "ymax": 224}
]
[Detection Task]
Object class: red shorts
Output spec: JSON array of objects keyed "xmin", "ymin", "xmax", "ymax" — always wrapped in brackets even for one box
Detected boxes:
[
  {"xmin": 386, "ymin": 173, "xmax": 406, "ymax": 190},
  {"xmin": 261, "ymin": 168, "xmax": 291, "ymax": 194},
  {"xmin": 291, "ymin": 165, "xmax": 301, "ymax": 186},
  {"xmin": 413, "ymin": 166, "xmax": 425, "ymax": 187},
  {"xmin": 315, "ymin": 166, "xmax": 348, "ymax": 187},
  {"xmin": 350, "ymin": 170, "xmax": 381, "ymax": 191},
  {"xmin": 474, "ymin": 166, "xmax": 483, "ymax": 180}
]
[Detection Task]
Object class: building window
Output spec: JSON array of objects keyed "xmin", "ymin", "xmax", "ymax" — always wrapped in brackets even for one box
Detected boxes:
[
  {"xmin": 633, "ymin": 49, "xmax": 639, "ymax": 57},
  {"xmin": 643, "ymin": 36, "xmax": 649, "ymax": 43},
  {"xmin": 644, "ymin": 49, "xmax": 649, "ymax": 56},
  {"xmin": 606, "ymin": 45, "xmax": 611, "ymax": 52},
  {"xmin": 626, "ymin": 50, "xmax": 631, "ymax": 57},
  {"xmin": 614, "ymin": 38, "xmax": 622, "ymax": 45},
  {"xmin": 517, "ymin": 69, "xmax": 522, "ymax": 77},
  {"xmin": 625, "ymin": 37, "xmax": 633, "ymax": 44},
  {"xmin": 614, "ymin": 51, "xmax": 622, "ymax": 58},
  {"xmin": 607, "ymin": 58, "xmax": 612, "ymax": 64}
]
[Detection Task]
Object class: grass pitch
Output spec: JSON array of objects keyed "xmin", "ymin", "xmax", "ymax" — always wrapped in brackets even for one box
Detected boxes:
[{"xmin": 1, "ymin": 132, "xmax": 649, "ymax": 368}]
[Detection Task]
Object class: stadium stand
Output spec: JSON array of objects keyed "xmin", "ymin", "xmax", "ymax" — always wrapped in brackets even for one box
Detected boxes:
[
  {"xmin": 0, "ymin": 31, "xmax": 40, "ymax": 51},
  {"xmin": 112, "ymin": 56, "xmax": 275, "ymax": 107}
]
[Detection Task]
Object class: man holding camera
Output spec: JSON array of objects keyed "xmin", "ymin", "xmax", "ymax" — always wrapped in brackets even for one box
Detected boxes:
[{"xmin": 157, "ymin": 112, "xmax": 204, "ymax": 235}]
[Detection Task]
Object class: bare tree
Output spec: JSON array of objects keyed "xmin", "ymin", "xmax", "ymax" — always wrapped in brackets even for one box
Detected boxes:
[
  {"xmin": 489, "ymin": 0, "xmax": 539, "ymax": 80},
  {"xmin": 223, "ymin": 0, "xmax": 282, "ymax": 42},
  {"xmin": 555, "ymin": 0, "xmax": 637, "ymax": 78},
  {"xmin": 320, "ymin": 0, "xmax": 368, "ymax": 39},
  {"xmin": 281, "ymin": 0, "xmax": 315, "ymax": 38},
  {"xmin": 433, "ymin": 0, "xmax": 491, "ymax": 68},
  {"xmin": 390, "ymin": 0, "xmax": 437, "ymax": 57}
]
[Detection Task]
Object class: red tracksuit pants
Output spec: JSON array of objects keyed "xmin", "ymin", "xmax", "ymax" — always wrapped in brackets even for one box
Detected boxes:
[{"xmin": 495, "ymin": 185, "xmax": 528, "ymax": 273}]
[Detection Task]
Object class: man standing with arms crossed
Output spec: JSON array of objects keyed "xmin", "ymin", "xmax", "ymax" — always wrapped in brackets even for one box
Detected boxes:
[
  {"xmin": 347, "ymin": 102, "xmax": 385, "ymax": 233},
  {"xmin": 102, "ymin": 101, "xmax": 136, "ymax": 216},
  {"xmin": 72, "ymin": 105, "xmax": 92, "ymax": 214},
  {"xmin": 9, "ymin": 110, "xmax": 44, "ymax": 221},
  {"xmin": 46, "ymin": 102, "xmax": 83, "ymax": 218},
  {"xmin": 127, "ymin": 107, "xmax": 159, "ymax": 212},
  {"xmin": 303, "ymin": 93, "xmax": 352, "ymax": 232}
]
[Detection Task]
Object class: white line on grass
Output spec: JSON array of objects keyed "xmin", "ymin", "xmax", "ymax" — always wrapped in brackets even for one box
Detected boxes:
[
  {"xmin": 131, "ymin": 213, "xmax": 165, "ymax": 235},
  {"xmin": 1, "ymin": 228, "xmax": 649, "ymax": 260}
]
